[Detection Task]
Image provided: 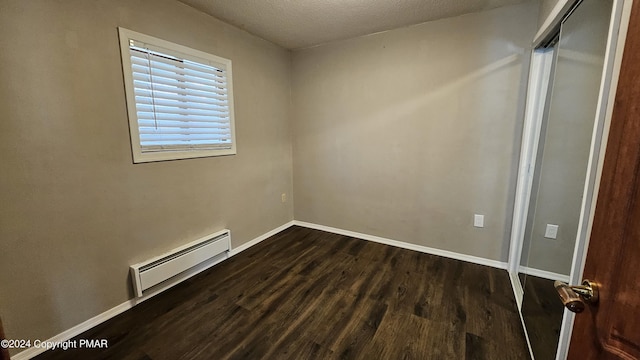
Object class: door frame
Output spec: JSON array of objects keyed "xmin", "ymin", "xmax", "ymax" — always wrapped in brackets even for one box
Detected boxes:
[
  {"xmin": 507, "ymin": 0, "xmax": 633, "ymax": 359},
  {"xmin": 507, "ymin": 46, "xmax": 554, "ymax": 309}
]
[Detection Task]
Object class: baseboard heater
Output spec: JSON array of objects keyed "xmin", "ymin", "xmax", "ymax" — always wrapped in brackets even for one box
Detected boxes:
[{"xmin": 130, "ymin": 229, "xmax": 231, "ymax": 297}]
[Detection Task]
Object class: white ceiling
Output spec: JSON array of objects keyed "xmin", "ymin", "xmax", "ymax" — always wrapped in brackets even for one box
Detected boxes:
[{"xmin": 178, "ymin": 0, "xmax": 531, "ymax": 49}]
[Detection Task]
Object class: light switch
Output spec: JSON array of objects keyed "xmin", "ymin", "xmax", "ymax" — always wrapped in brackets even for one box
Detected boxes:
[
  {"xmin": 474, "ymin": 214, "xmax": 484, "ymax": 228},
  {"xmin": 545, "ymin": 224, "xmax": 559, "ymax": 239}
]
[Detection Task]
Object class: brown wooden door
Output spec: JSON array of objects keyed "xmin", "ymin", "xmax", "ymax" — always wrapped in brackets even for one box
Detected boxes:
[
  {"xmin": 0, "ymin": 317, "xmax": 9, "ymax": 360},
  {"xmin": 567, "ymin": 2, "xmax": 640, "ymax": 359}
]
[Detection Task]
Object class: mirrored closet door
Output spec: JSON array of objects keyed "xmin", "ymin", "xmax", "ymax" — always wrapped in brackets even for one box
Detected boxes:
[{"xmin": 509, "ymin": 0, "xmax": 616, "ymax": 359}]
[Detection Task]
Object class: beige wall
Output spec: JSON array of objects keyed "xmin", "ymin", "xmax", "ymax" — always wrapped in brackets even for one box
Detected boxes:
[
  {"xmin": 0, "ymin": 0, "xmax": 292, "ymax": 351},
  {"xmin": 292, "ymin": 3, "xmax": 538, "ymax": 262}
]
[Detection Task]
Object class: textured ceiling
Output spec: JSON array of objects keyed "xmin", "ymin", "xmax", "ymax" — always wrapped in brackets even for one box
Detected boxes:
[{"xmin": 178, "ymin": 0, "xmax": 530, "ymax": 49}]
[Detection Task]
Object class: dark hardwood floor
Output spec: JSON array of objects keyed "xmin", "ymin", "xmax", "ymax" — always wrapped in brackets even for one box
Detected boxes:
[{"xmin": 35, "ymin": 226, "xmax": 530, "ymax": 360}]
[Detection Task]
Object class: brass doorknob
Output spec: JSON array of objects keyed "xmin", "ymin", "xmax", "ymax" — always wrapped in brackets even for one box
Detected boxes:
[{"xmin": 554, "ymin": 279, "xmax": 599, "ymax": 313}]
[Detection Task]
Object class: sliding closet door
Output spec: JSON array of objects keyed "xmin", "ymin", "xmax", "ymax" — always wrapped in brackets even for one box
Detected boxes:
[{"xmin": 519, "ymin": 0, "xmax": 613, "ymax": 359}]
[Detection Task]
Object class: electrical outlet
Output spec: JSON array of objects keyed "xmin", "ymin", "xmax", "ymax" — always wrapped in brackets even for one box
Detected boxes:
[
  {"xmin": 281, "ymin": 193, "xmax": 287, "ymax": 203},
  {"xmin": 474, "ymin": 214, "xmax": 484, "ymax": 228},
  {"xmin": 545, "ymin": 224, "xmax": 559, "ymax": 239}
]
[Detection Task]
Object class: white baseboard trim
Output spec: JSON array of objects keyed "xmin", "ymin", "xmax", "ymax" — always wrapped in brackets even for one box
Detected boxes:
[
  {"xmin": 229, "ymin": 221, "xmax": 295, "ymax": 256},
  {"xmin": 10, "ymin": 300, "xmax": 135, "ymax": 360},
  {"xmin": 11, "ymin": 221, "xmax": 295, "ymax": 360},
  {"xmin": 292, "ymin": 221, "xmax": 508, "ymax": 270},
  {"xmin": 518, "ymin": 266, "xmax": 570, "ymax": 283},
  {"xmin": 509, "ymin": 270, "xmax": 524, "ymax": 310}
]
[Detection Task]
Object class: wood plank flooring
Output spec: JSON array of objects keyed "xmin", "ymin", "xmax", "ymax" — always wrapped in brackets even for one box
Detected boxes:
[{"xmin": 34, "ymin": 226, "xmax": 530, "ymax": 360}]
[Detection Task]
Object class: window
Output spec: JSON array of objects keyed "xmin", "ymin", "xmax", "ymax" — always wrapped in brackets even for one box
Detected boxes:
[{"xmin": 118, "ymin": 28, "xmax": 236, "ymax": 163}]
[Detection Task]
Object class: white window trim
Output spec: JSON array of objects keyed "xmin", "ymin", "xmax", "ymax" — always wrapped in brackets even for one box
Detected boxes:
[{"xmin": 118, "ymin": 27, "xmax": 237, "ymax": 163}]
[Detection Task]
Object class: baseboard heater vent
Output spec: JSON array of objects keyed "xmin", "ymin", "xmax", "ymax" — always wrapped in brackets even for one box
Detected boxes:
[{"xmin": 130, "ymin": 229, "xmax": 230, "ymax": 297}]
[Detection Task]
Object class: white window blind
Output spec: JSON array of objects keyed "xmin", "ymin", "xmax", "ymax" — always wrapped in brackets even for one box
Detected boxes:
[{"xmin": 119, "ymin": 28, "xmax": 236, "ymax": 162}]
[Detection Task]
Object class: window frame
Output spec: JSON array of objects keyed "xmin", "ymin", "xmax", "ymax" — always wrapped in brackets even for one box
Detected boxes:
[{"xmin": 118, "ymin": 27, "xmax": 237, "ymax": 163}]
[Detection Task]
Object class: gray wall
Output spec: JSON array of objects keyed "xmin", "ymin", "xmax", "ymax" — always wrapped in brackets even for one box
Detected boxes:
[
  {"xmin": 0, "ymin": 0, "xmax": 293, "ymax": 352},
  {"xmin": 291, "ymin": 3, "xmax": 538, "ymax": 262},
  {"xmin": 0, "ymin": 0, "xmax": 544, "ymax": 353}
]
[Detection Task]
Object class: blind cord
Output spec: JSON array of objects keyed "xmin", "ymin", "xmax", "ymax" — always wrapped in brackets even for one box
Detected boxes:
[{"xmin": 146, "ymin": 49, "xmax": 159, "ymax": 130}]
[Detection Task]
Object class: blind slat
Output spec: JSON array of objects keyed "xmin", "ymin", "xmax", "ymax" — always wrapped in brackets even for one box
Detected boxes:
[
  {"xmin": 131, "ymin": 63, "xmax": 226, "ymax": 89},
  {"xmin": 134, "ymin": 88, "xmax": 227, "ymax": 107},
  {"xmin": 135, "ymin": 104, "xmax": 228, "ymax": 118},
  {"xmin": 138, "ymin": 119, "xmax": 230, "ymax": 128},
  {"xmin": 142, "ymin": 141, "xmax": 231, "ymax": 146},
  {"xmin": 140, "ymin": 134, "xmax": 231, "ymax": 141},
  {"xmin": 134, "ymin": 96, "xmax": 227, "ymax": 113},
  {"xmin": 133, "ymin": 80, "xmax": 228, "ymax": 101},
  {"xmin": 132, "ymin": 72, "xmax": 228, "ymax": 96},
  {"xmin": 139, "ymin": 127, "xmax": 231, "ymax": 135},
  {"xmin": 141, "ymin": 144, "xmax": 232, "ymax": 152},
  {"xmin": 137, "ymin": 112, "xmax": 230, "ymax": 123},
  {"xmin": 130, "ymin": 48, "xmax": 227, "ymax": 78},
  {"xmin": 130, "ymin": 55, "xmax": 226, "ymax": 83}
]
